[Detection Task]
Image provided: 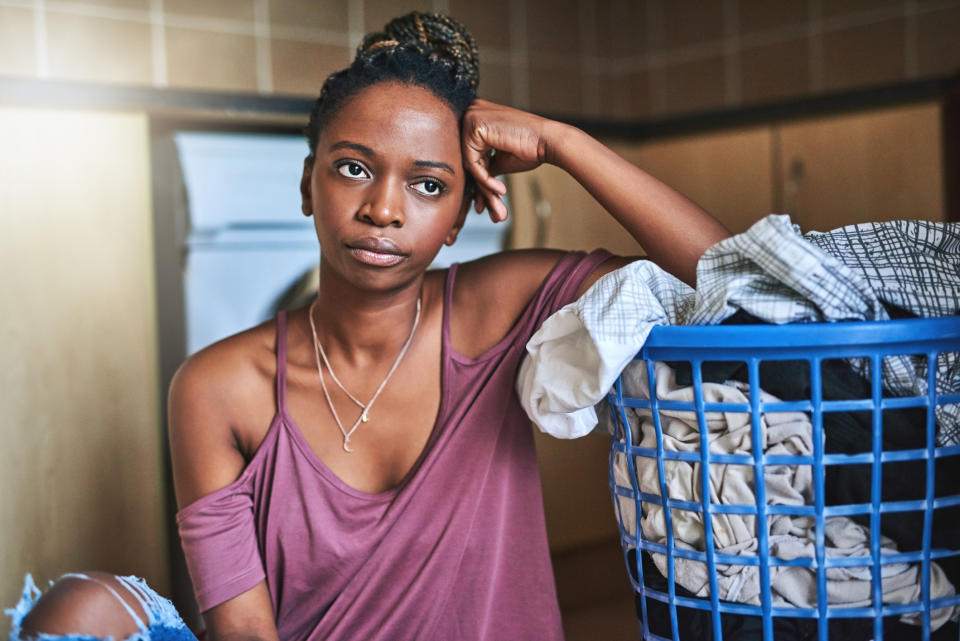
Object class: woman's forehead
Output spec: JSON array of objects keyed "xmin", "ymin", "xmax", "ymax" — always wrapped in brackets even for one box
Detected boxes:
[{"xmin": 320, "ymin": 82, "xmax": 463, "ymax": 164}]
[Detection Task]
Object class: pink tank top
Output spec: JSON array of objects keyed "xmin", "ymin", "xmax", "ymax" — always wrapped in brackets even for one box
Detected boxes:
[{"xmin": 176, "ymin": 250, "xmax": 610, "ymax": 641}]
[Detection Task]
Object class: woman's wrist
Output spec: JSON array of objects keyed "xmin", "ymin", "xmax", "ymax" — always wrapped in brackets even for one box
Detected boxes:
[{"xmin": 540, "ymin": 120, "xmax": 585, "ymax": 169}]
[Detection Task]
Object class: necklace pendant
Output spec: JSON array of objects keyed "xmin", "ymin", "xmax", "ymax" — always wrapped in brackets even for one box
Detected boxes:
[
  {"xmin": 361, "ymin": 411, "xmax": 369, "ymax": 423},
  {"xmin": 343, "ymin": 439, "xmax": 354, "ymax": 453}
]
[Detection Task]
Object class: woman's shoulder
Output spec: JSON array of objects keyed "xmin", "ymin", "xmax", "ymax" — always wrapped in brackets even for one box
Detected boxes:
[
  {"xmin": 444, "ymin": 249, "xmax": 569, "ymax": 358},
  {"xmin": 168, "ymin": 319, "xmax": 278, "ymax": 445},
  {"xmin": 168, "ymin": 318, "xmax": 280, "ymax": 507}
]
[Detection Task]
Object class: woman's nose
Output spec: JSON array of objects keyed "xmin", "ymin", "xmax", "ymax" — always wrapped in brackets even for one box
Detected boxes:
[{"xmin": 358, "ymin": 181, "xmax": 404, "ymax": 227}]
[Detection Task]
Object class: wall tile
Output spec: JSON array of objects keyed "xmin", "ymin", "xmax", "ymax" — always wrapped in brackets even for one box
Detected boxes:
[
  {"xmin": 916, "ymin": 5, "xmax": 960, "ymax": 78},
  {"xmin": 448, "ymin": 0, "xmax": 511, "ymax": 50},
  {"xmin": 597, "ymin": 73, "xmax": 633, "ymax": 121},
  {"xmin": 46, "ymin": 12, "xmax": 152, "ymax": 85},
  {"xmin": 740, "ymin": 38, "xmax": 810, "ymax": 104},
  {"xmin": 528, "ymin": 63, "xmax": 582, "ymax": 116},
  {"xmin": 477, "ymin": 60, "xmax": 512, "ymax": 105},
  {"xmin": 526, "ymin": 0, "xmax": 581, "ymax": 56},
  {"xmin": 271, "ymin": 39, "xmax": 350, "ymax": 96},
  {"xmin": 662, "ymin": 0, "xmax": 723, "ymax": 50},
  {"xmin": 166, "ymin": 27, "xmax": 257, "ymax": 92},
  {"xmin": 269, "ymin": 0, "xmax": 349, "ymax": 31},
  {"xmin": 363, "ymin": 0, "xmax": 432, "ymax": 33},
  {"xmin": 626, "ymin": 70, "xmax": 650, "ymax": 120},
  {"xmin": 738, "ymin": 0, "xmax": 808, "ymax": 36},
  {"xmin": 663, "ymin": 55, "xmax": 726, "ymax": 114},
  {"xmin": 821, "ymin": 0, "xmax": 900, "ymax": 18},
  {"xmin": 596, "ymin": 0, "xmax": 649, "ymax": 58},
  {"xmin": 164, "ymin": 0, "xmax": 255, "ymax": 23},
  {"xmin": 822, "ymin": 18, "xmax": 905, "ymax": 91},
  {"xmin": 0, "ymin": 6, "xmax": 36, "ymax": 77}
]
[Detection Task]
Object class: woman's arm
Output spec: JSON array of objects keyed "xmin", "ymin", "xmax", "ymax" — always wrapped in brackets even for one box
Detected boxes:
[
  {"xmin": 168, "ymin": 349, "xmax": 281, "ymax": 641},
  {"xmin": 461, "ymin": 100, "xmax": 730, "ymax": 286}
]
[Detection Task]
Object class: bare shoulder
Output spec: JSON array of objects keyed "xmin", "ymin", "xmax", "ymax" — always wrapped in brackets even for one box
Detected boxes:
[
  {"xmin": 453, "ymin": 248, "xmax": 567, "ymax": 306},
  {"xmin": 448, "ymin": 249, "xmax": 639, "ymax": 358},
  {"xmin": 446, "ymin": 249, "xmax": 566, "ymax": 358},
  {"xmin": 168, "ymin": 320, "xmax": 278, "ymax": 508}
]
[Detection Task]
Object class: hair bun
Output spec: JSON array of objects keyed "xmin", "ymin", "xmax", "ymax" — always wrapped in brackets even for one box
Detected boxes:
[{"xmin": 359, "ymin": 11, "xmax": 479, "ymax": 92}]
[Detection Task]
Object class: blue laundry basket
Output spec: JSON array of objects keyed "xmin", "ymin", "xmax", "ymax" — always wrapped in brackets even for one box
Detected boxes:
[{"xmin": 606, "ymin": 317, "xmax": 960, "ymax": 641}]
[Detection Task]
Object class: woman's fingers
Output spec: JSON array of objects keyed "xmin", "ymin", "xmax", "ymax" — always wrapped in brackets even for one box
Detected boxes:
[{"xmin": 473, "ymin": 181, "xmax": 508, "ymax": 221}]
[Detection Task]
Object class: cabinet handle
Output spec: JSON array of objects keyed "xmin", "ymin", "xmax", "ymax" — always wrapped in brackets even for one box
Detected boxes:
[
  {"xmin": 529, "ymin": 177, "xmax": 552, "ymax": 248},
  {"xmin": 784, "ymin": 157, "xmax": 804, "ymax": 217}
]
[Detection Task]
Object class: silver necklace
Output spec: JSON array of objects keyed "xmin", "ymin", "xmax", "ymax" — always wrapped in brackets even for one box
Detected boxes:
[{"xmin": 307, "ymin": 296, "xmax": 421, "ymax": 452}]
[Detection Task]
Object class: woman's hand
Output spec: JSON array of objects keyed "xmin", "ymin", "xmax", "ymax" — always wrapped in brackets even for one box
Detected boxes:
[{"xmin": 461, "ymin": 99, "xmax": 562, "ymax": 222}]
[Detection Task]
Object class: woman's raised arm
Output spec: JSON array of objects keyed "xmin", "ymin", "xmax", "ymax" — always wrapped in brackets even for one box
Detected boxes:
[{"xmin": 461, "ymin": 99, "xmax": 730, "ymax": 286}]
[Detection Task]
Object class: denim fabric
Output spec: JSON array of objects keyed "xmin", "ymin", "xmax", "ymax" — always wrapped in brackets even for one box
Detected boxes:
[{"xmin": 6, "ymin": 574, "xmax": 197, "ymax": 641}]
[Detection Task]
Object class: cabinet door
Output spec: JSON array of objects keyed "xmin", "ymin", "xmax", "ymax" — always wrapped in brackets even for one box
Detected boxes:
[
  {"xmin": 622, "ymin": 127, "xmax": 776, "ymax": 234},
  {"xmin": 777, "ymin": 103, "xmax": 945, "ymax": 231},
  {"xmin": 506, "ymin": 163, "xmax": 645, "ymax": 255},
  {"xmin": 0, "ymin": 107, "xmax": 170, "ymax": 612},
  {"xmin": 506, "ymin": 126, "xmax": 775, "ymax": 253}
]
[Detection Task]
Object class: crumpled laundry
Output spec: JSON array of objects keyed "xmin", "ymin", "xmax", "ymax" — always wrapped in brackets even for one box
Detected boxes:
[
  {"xmin": 611, "ymin": 361, "xmax": 958, "ymax": 630},
  {"xmin": 518, "ymin": 214, "xmax": 960, "ymax": 445}
]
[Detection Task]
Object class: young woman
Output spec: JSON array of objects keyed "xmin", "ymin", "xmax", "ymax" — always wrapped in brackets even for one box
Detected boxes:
[{"xmin": 10, "ymin": 12, "xmax": 728, "ymax": 641}]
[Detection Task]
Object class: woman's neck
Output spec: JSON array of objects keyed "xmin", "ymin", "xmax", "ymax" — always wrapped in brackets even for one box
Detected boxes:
[{"xmin": 311, "ymin": 267, "xmax": 425, "ymax": 367}]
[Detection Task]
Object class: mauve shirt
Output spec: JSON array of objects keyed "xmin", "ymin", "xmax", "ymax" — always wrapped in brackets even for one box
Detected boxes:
[{"xmin": 176, "ymin": 250, "xmax": 610, "ymax": 641}]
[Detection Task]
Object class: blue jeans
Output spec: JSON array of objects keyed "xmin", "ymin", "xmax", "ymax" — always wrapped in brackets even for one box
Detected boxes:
[{"xmin": 6, "ymin": 574, "xmax": 197, "ymax": 641}]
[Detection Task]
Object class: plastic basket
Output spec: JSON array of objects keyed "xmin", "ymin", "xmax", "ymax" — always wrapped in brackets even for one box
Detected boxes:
[{"xmin": 606, "ymin": 317, "xmax": 960, "ymax": 641}]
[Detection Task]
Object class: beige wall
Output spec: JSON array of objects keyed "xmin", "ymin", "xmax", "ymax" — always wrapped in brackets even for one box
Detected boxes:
[
  {"xmin": 1, "ymin": 0, "xmax": 958, "ymax": 120},
  {"xmin": 0, "ymin": 107, "xmax": 169, "ymax": 633}
]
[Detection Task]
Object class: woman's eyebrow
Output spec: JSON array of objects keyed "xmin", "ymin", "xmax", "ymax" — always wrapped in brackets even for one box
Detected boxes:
[
  {"xmin": 414, "ymin": 160, "xmax": 455, "ymax": 175},
  {"xmin": 329, "ymin": 140, "xmax": 375, "ymax": 156}
]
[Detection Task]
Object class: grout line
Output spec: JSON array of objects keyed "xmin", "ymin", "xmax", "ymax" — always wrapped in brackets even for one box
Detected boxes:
[
  {"xmin": 149, "ymin": 0, "xmax": 166, "ymax": 87},
  {"xmin": 808, "ymin": 0, "xmax": 824, "ymax": 92},
  {"xmin": 347, "ymin": 1, "xmax": 363, "ymax": 54},
  {"xmin": 723, "ymin": 0, "xmax": 741, "ymax": 106},
  {"xmin": 739, "ymin": 21, "xmax": 809, "ymax": 51},
  {"xmin": 159, "ymin": 13, "xmax": 254, "ymax": 36},
  {"xmin": 508, "ymin": 0, "xmax": 529, "ymax": 109},
  {"xmin": 528, "ymin": 51, "xmax": 594, "ymax": 69},
  {"xmin": 904, "ymin": 0, "xmax": 918, "ymax": 79},
  {"xmin": 34, "ymin": 0, "xmax": 47, "ymax": 78},
  {"xmin": 45, "ymin": 0, "xmax": 146, "ymax": 23},
  {"xmin": 254, "ymin": 0, "xmax": 272, "ymax": 93},
  {"xmin": 579, "ymin": 0, "xmax": 600, "ymax": 116},
  {"xmin": 821, "ymin": 3, "xmax": 903, "ymax": 32},
  {"xmin": 268, "ymin": 25, "xmax": 349, "ymax": 46}
]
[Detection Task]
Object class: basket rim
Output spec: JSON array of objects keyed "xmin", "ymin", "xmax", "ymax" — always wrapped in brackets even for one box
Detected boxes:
[{"xmin": 642, "ymin": 316, "xmax": 960, "ymax": 352}]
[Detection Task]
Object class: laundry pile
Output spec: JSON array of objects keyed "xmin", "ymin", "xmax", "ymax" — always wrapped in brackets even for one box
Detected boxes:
[{"xmin": 517, "ymin": 214, "xmax": 960, "ymax": 635}]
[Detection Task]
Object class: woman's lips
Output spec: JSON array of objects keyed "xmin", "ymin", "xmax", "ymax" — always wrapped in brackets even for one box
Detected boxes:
[{"xmin": 347, "ymin": 238, "xmax": 406, "ymax": 267}]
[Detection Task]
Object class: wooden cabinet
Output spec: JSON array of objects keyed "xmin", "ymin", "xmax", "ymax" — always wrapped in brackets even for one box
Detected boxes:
[
  {"xmin": 508, "ymin": 101, "xmax": 947, "ymax": 252},
  {"xmin": 777, "ymin": 103, "xmax": 945, "ymax": 231},
  {"xmin": 0, "ymin": 107, "xmax": 170, "ymax": 615}
]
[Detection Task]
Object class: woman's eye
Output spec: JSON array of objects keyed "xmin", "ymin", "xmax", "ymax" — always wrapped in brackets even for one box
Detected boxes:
[
  {"xmin": 337, "ymin": 162, "xmax": 368, "ymax": 179},
  {"xmin": 412, "ymin": 180, "xmax": 444, "ymax": 197}
]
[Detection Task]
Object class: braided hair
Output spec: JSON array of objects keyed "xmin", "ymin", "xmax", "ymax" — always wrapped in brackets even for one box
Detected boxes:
[{"xmin": 304, "ymin": 12, "xmax": 479, "ymax": 161}]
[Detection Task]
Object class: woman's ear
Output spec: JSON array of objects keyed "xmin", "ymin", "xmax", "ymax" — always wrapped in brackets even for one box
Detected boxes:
[
  {"xmin": 300, "ymin": 157, "xmax": 314, "ymax": 217},
  {"xmin": 445, "ymin": 196, "xmax": 472, "ymax": 246}
]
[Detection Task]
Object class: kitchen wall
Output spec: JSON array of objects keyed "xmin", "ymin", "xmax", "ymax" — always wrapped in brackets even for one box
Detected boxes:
[{"xmin": 1, "ymin": 0, "xmax": 958, "ymax": 121}]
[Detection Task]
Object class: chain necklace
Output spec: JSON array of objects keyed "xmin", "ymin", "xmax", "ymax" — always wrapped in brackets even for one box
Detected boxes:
[{"xmin": 307, "ymin": 296, "xmax": 422, "ymax": 452}]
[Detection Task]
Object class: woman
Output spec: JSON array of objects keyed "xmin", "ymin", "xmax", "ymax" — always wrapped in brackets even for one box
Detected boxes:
[{"xmin": 10, "ymin": 12, "xmax": 728, "ymax": 641}]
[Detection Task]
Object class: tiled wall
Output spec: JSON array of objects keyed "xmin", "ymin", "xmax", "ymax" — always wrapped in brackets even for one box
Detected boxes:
[{"xmin": 1, "ymin": 0, "xmax": 959, "ymax": 121}]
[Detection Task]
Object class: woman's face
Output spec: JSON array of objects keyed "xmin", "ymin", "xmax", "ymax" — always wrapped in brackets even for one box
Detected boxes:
[{"xmin": 302, "ymin": 81, "xmax": 470, "ymax": 292}]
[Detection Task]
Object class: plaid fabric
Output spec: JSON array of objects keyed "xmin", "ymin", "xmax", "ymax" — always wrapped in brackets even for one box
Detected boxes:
[{"xmin": 692, "ymin": 215, "xmax": 960, "ymax": 446}]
